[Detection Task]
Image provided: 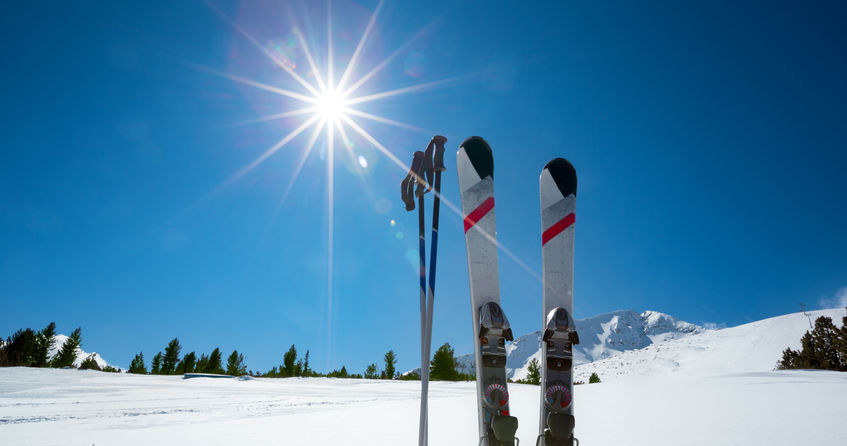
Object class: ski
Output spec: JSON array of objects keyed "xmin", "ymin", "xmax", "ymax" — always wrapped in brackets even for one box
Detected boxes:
[
  {"xmin": 457, "ymin": 136, "xmax": 519, "ymax": 446},
  {"xmin": 537, "ymin": 158, "xmax": 579, "ymax": 446}
]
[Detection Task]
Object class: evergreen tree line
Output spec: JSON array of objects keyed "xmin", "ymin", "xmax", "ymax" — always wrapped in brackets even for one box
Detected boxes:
[
  {"xmin": 777, "ymin": 307, "xmax": 847, "ymax": 371},
  {"xmin": 0, "ymin": 323, "xmax": 117, "ymax": 372},
  {"xmin": 128, "ymin": 338, "xmax": 246, "ymax": 376},
  {"xmin": 264, "ymin": 347, "xmax": 400, "ymax": 379},
  {"xmin": 262, "ymin": 344, "xmax": 313, "ymax": 377},
  {"xmin": 128, "ymin": 340, "xmax": 405, "ymax": 380},
  {"xmin": 360, "ymin": 349, "xmax": 399, "ymax": 379},
  {"xmin": 3, "ymin": 325, "xmax": 500, "ymax": 382}
]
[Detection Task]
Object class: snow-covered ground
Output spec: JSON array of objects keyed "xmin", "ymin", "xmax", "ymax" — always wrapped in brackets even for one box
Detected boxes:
[
  {"xmin": 0, "ymin": 367, "xmax": 844, "ymax": 445},
  {"xmin": 2, "ymin": 308, "xmax": 844, "ymax": 444}
]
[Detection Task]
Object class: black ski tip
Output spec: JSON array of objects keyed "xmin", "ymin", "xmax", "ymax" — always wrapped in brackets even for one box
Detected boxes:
[
  {"xmin": 544, "ymin": 158, "xmax": 577, "ymax": 197},
  {"xmin": 460, "ymin": 136, "xmax": 493, "ymax": 179}
]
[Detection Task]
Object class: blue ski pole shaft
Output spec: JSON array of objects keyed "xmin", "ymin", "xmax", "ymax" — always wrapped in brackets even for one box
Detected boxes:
[
  {"xmin": 421, "ymin": 170, "xmax": 441, "ymax": 446},
  {"xmin": 424, "ymin": 168, "xmax": 442, "ymax": 377},
  {"xmin": 417, "ymin": 192, "xmax": 428, "ymax": 446},
  {"xmin": 423, "ymin": 136, "xmax": 446, "ymax": 445}
]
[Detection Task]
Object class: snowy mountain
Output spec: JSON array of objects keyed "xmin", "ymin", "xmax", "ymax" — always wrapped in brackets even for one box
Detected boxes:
[
  {"xmin": 448, "ymin": 310, "xmax": 706, "ymax": 380},
  {"xmin": 574, "ymin": 308, "xmax": 844, "ymax": 382},
  {"xmin": 48, "ymin": 334, "xmax": 118, "ymax": 370}
]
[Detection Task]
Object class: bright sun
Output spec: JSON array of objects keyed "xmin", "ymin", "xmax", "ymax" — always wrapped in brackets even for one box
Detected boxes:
[{"xmin": 316, "ymin": 89, "xmax": 348, "ymax": 121}]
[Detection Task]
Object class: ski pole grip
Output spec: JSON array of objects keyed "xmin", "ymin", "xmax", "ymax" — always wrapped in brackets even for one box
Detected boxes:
[
  {"xmin": 401, "ymin": 151, "xmax": 426, "ymax": 210},
  {"xmin": 431, "ymin": 135, "xmax": 447, "ymax": 172}
]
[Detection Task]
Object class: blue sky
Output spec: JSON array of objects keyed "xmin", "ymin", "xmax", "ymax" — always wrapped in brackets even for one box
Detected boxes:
[{"xmin": 2, "ymin": 0, "xmax": 846, "ymax": 374}]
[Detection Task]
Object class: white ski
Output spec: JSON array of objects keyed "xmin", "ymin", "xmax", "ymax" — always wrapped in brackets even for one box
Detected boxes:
[
  {"xmin": 457, "ymin": 136, "xmax": 518, "ymax": 446},
  {"xmin": 537, "ymin": 158, "xmax": 579, "ymax": 446}
]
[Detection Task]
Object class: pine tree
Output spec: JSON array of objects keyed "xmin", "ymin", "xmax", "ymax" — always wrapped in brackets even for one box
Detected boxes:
[
  {"xmin": 796, "ymin": 331, "xmax": 818, "ymax": 368},
  {"xmin": 176, "ymin": 352, "xmax": 196, "ymax": 374},
  {"xmin": 206, "ymin": 348, "xmax": 224, "ymax": 374},
  {"xmin": 364, "ymin": 363, "xmax": 379, "ymax": 379},
  {"xmin": 51, "ymin": 328, "xmax": 82, "ymax": 368},
  {"xmin": 195, "ymin": 353, "xmax": 209, "ymax": 374},
  {"xmin": 525, "ymin": 358, "xmax": 541, "ymax": 385},
  {"xmin": 151, "ymin": 352, "xmax": 163, "ymax": 374},
  {"xmin": 79, "ymin": 354, "xmax": 101, "ymax": 371},
  {"xmin": 0, "ymin": 328, "xmax": 38, "ymax": 366},
  {"xmin": 789, "ymin": 317, "xmax": 841, "ymax": 370},
  {"xmin": 226, "ymin": 350, "xmax": 246, "ymax": 376},
  {"xmin": 32, "ymin": 322, "xmax": 57, "ymax": 367},
  {"xmin": 303, "ymin": 350, "xmax": 311, "ymax": 377},
  {"xmin": 430, "ymin": 343, "xmax": 458, "ymax": 381},
  {"xmin": 777, "ymin": 347, "xmax": 801, "ymax": 370},
  {"xmin": 383, "ymin": 350, "xmax": 397, "ymax": 379},
  {"xmin": 161, "ymin": 338, "xmax": 181, "ymax": 375},
  {"xmin": 812, "ymin": 317, "xmax": 841, "ymax": 370},
  {"xmin": 776, "ymin": 313, "xmax": 847, "ymax": 372},
  {"xmin": 283, "ymin": 345, "xmax": 297, "ymax": 377},
  {"xmin": 836, "ymin": 307, "xmax": 847, "ymax": 368},
  {"xmin": 589, "ymin": 372, "xmax": 601, "ymax": 383},
  {"xmin": 128, "ymin": 352, "xmax": 147, "ymax": 374},
  {"xmin": 327, "ymin": 366, "xmax": 350, "ymax": 378}
]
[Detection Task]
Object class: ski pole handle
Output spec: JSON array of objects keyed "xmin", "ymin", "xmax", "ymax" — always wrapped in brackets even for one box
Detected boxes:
[
  {"xmin": 401, "ymin": 151, "xmax": 426, "ymax": 210},
  {"xmin": 430, "ymin": 135, "xmax": 447, "ymax": 173}
]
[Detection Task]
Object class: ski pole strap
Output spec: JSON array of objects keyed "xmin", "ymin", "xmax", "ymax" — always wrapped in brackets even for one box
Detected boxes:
[{"xmin": 401, "ymin": 150, "xmax": 426, "ymax": 211}]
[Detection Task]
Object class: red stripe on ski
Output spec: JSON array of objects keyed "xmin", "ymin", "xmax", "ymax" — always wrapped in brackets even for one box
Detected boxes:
[
  {"xmin": 463, "ymin": 197, "xmax": 494, "ymax": 233},
  {"xmin": 542, "ymin": 213, "xmax": 575, "ymax": 245}
]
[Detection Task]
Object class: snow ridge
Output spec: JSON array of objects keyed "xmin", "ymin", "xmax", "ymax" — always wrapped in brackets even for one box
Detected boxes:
[
  {"xmin": 574, "ymin": 308, "xmax": 844, "ymax": 382},
  {"xmin": 450, "ymin": 309, "xmax": 705, "ymax": 380}
]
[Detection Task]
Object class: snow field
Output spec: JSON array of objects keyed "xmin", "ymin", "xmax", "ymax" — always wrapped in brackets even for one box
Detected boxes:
[
  {"xmin": 1, "ymin": 367, "xmax": 845, "ymax": 445},
  {"xmin": 3, "ymin": 309, "xmax": 845, "ymax": 444}
]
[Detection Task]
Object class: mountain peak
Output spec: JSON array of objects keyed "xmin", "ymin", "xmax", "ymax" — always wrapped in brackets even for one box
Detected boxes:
[
  {"xmin": 49, "ymin": 334, "xmax": 118, "ymax": 370},
  {"xmin": 640, "ymin": 310, "xmax": 704, "ymax": 343}
]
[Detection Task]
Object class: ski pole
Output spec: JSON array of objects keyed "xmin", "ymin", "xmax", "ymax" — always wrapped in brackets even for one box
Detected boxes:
[
  {"xmin": 421, "ymin": 135, "xmax": 446, "ymax": 445},
  {"xmin": 401, "ymin": 150, "xmax": 430, "ymax": 446},
  {"xmin": 417, "ymin": 178, "xmax": 428, "ymax": 446}
]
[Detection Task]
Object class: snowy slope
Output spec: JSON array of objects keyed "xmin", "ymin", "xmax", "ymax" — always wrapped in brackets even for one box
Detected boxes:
[
  {"xmin": 449, "ymin": 310, "xmax": 705, "ymax": 380},
  {"xmin": 0, "ymin": 367, "xmax": 844, "ymax": 445},
  {"xmin": 48, "ymin": 334, "xmax": 118, "ymax": 370},
  {"xmin": 2, "ymin": 309, "xmax": 845, "ymax": 445},
  {"xmin": 575, "ymin": 308, "xmax": 844, "ymax": 382}
]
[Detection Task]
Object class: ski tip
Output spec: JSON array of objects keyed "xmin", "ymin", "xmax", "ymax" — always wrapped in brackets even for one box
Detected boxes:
[
  {"xmin": 543, "ymin": 157, "xmax": 577, "ymax": 198},
  {"xmin": 459, "ymin": 136, "xmax": 493, "ymax": 179}
]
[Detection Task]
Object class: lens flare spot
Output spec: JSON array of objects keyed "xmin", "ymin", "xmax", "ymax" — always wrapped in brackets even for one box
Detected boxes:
[
  {"xmin": 404, "ymin": 52, "xmax": 428, "ymax": 77},
  {"xmin": 357, "ymin": 155, "xmax": 368, "ymax": 168},
  {"xmin": 375, "ymin": 198, "xmax": 391, "ymax": 214},
  {"xmin": 405, "ymin": 249, "xmax": 418, "ymax": 268},
  {"xmin": 395, "ymin": 231, "xmax": 404, "ymax": 239},
  {"xmin": 390, "ymin": 219, "xmax": 396, "ymax": 226}
]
